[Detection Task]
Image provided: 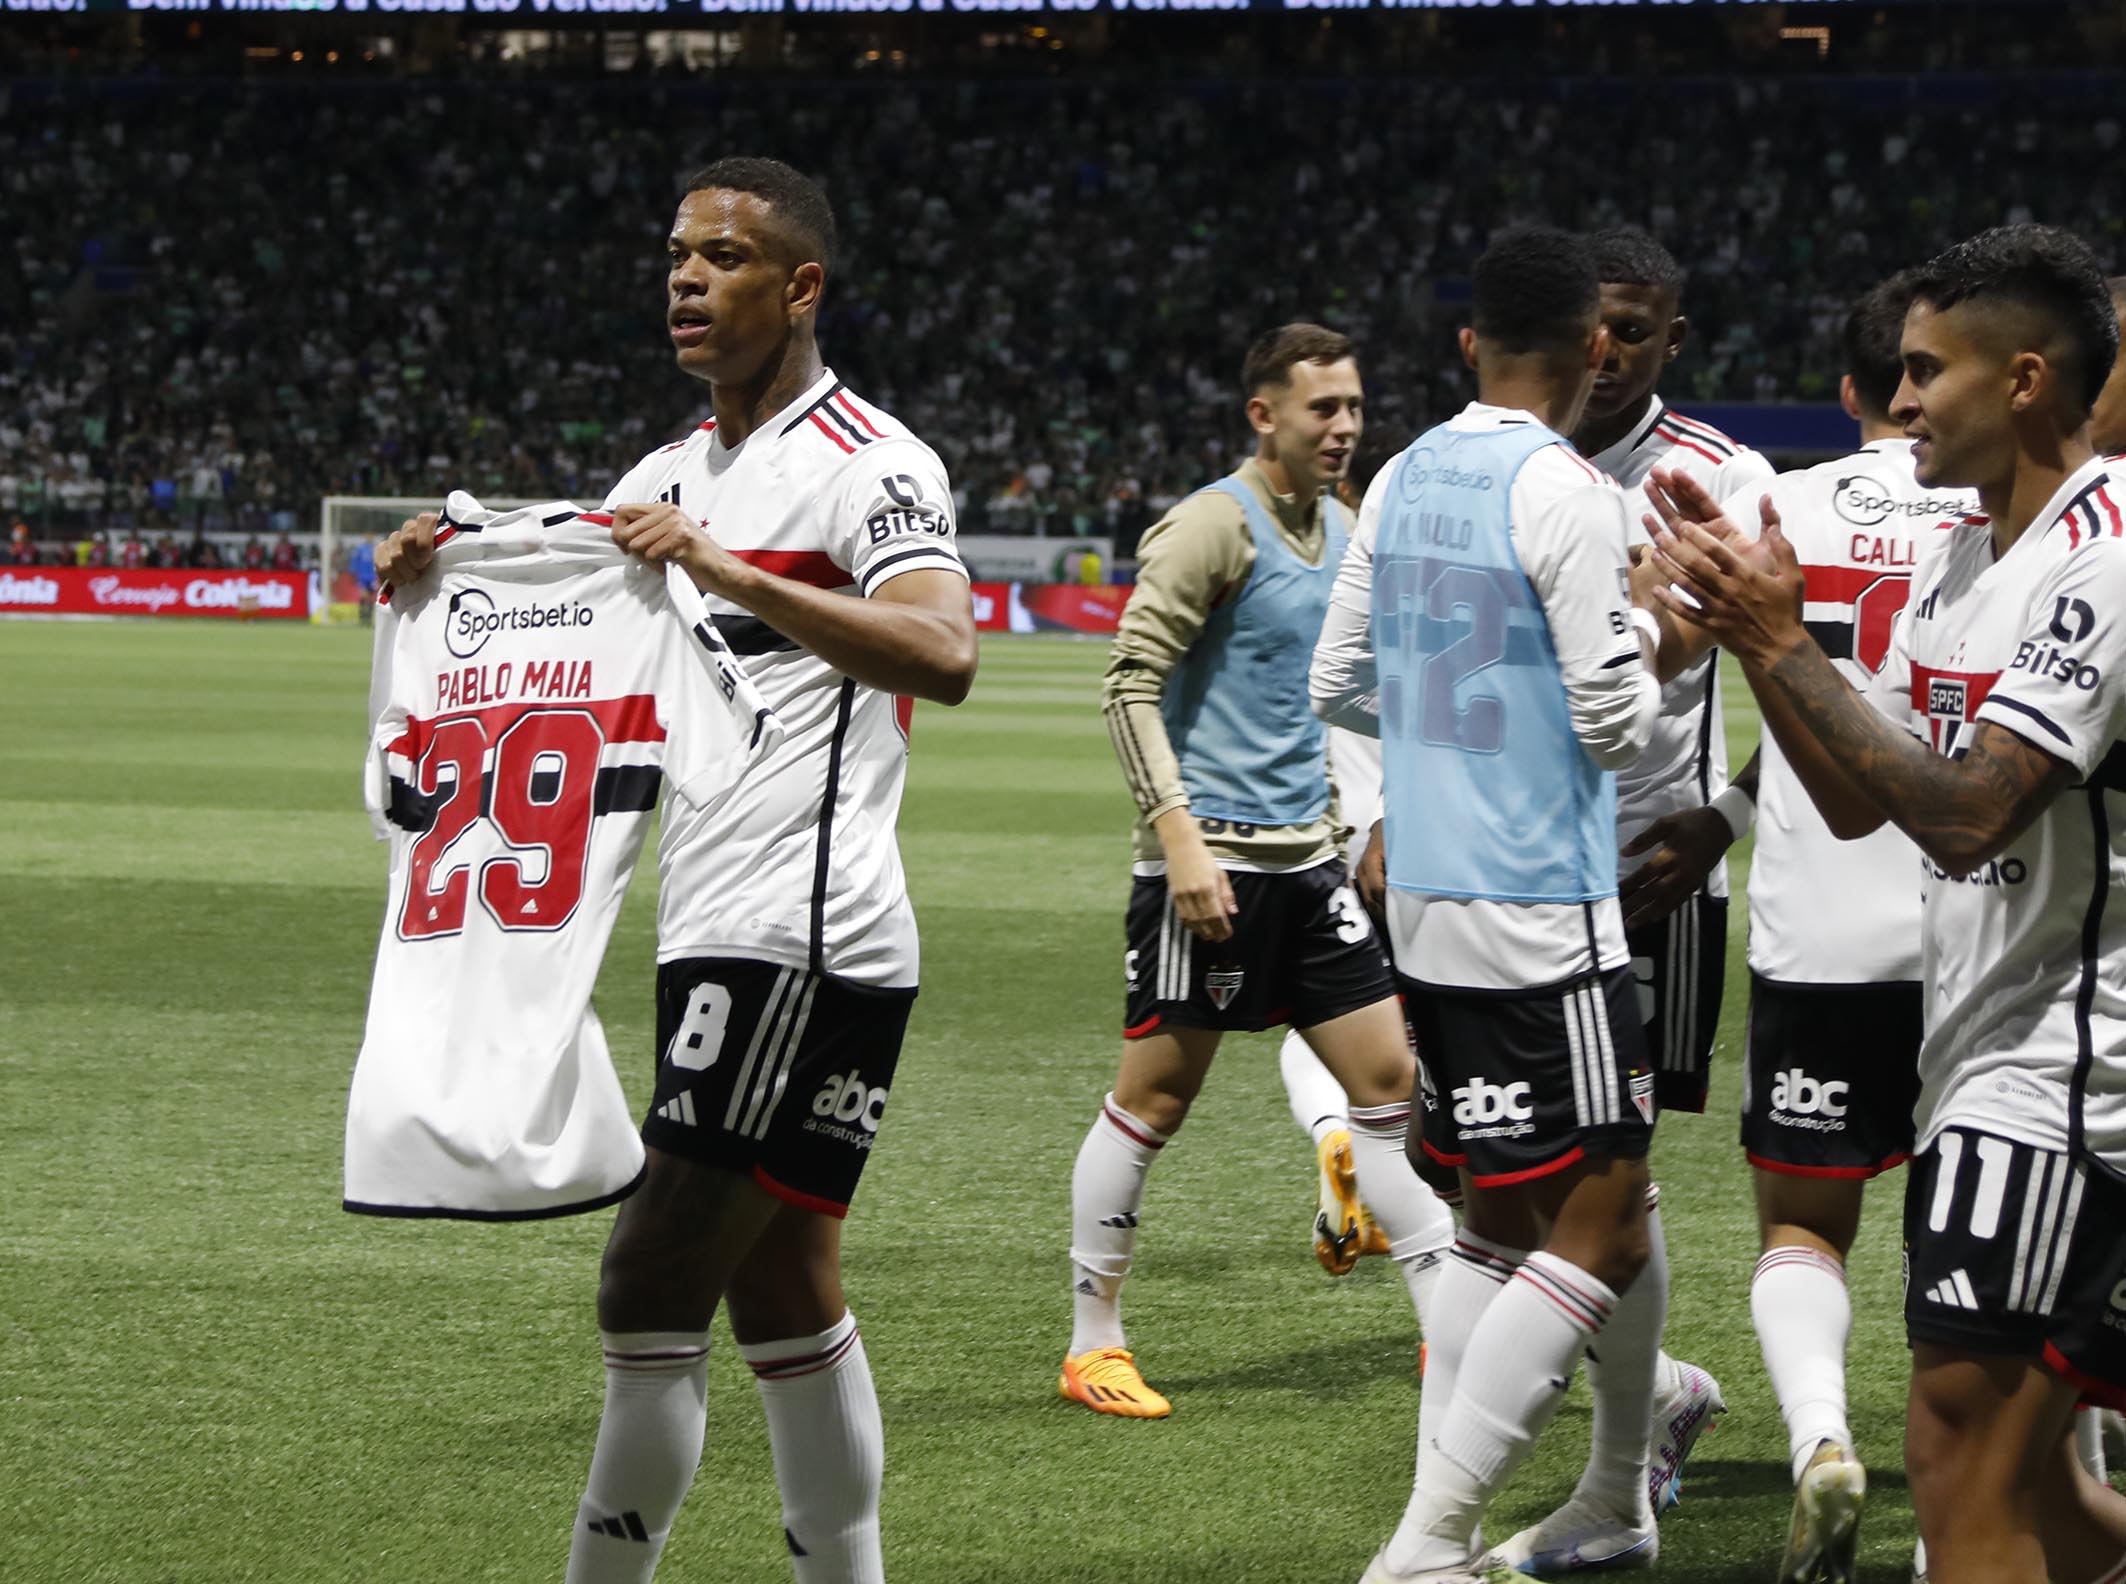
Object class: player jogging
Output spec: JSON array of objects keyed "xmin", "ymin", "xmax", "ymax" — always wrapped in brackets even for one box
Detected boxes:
[
  {"xmin": 380, "ymin": 158, "xmax": 977, "ymax": 1584},
  {"xmin": 1649, "ymin": 224, "xmax": 2126, "ymax": 1584},
  {"xmin": 1314, "ymin": 227, "xmax": 1674, "ymax": 1584},
  {"xmin": 1062, "ymin": 324, "xmax": 1456, "ymax": 1420}
]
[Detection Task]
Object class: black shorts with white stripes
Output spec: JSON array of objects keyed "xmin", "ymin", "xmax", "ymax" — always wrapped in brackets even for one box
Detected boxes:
[
  {"xmin": 1398, "ymin": 965, "xmax": 1656, "ymax": 1189},
  {"xmin": 1123, "ymin": 860, "xmax": 1394, "ymax": 1036},
  {"xmin": 1904, "ymin": 1126, "xmax": 2126, "ymax": 1408},
  {"xmin": 1627, "ymin": 893, "xmax": 1728, "ymax": 1114},
  {"xmin": 643, "ymin": 956, "xmax": 915, "ymax": 1218},
  {"xmin": 1742, "ymin": 975, "xmax": 1922, "ymax": 1178}
]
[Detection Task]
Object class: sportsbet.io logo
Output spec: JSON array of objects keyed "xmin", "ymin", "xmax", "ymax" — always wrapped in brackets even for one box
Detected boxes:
[
  {"xmin": 1399, "ymin": 446, "xmax": 1496, "ymax": 499},
  {"xmin": 446, "ymin": 588, "xmax": 594, "ymax": 659}
]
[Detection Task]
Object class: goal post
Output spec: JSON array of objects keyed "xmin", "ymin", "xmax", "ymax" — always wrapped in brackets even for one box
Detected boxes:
[{"xmin": 318, "ymin": 496, "xmax": 544, "ymax": 623}]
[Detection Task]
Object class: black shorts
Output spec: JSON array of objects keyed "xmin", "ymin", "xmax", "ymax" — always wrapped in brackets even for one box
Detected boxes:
[
  {"xmin": 1399, "ymin": 965, "xmax": 1656, "ymax": 1189},
  {"xmin": 1411, "ymin": 1049, "xmax": 1465, "ymax": 1201},
  {"xmin": 1627, "ymin": 893, "xmax": 1728, "ymax": 1113},
  {"xmin": 1742, "ymin": 975, "xmax": 1923, "ymax": 1179},
  {"xmin": 643, "ymin": 957, "xmax": 915, "ymax": 1218},
  {"xmin": 1904, "ymin": 1127, "xmax": 2126, "ymax": 1408},
  {"xmin": 1123, "ymin": 860, "xmax": 1394, "ymax": 1036}
]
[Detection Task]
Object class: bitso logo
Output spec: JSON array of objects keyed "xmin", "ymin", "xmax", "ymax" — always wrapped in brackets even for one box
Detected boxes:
[
  {"xmin": 811, "ymin": 1070, "xmax": 890, "ymax": 1135},
  {"xmin": 1769, "ymin": 1069, "xmax": 1849, "ymax": 1117},
  {"xmin": 1452, "ymin": 1077, "xmax": 1534, "ymax": 1127}
]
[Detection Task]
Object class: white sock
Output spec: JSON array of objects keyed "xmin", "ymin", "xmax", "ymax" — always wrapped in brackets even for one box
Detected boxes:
[
  {"xmin": 1069, "ymin": 1094, "xmax": 1168, "ymax": 1356},
  {"xmin": 1385, "ymin": 1232, "xmax": 1524, "ymax": 1573},
  {"xmin": 566, "ymin": 1331, "xmax": 712, "ymax": 1584},
  {"xmin": 1577, "ymin": 1205, "xmax": 1669, "ymax": 1522},
  {"xmin": 1751, "ymin": 1244, "xmax": 1853, "ymax": 1482},
  {"xmin": 1280, "ymin": 1030, "xmax": 1351, "ymax": 1146},
  {"xmin": 1348, "ymin": 1101, "xmax": 1457, "ymax": 1333},
  {"xmin": 1387, "ymin": 1252, "xmax": 1615, "ymax": 1574},
  {"xmin": 740, "ymin": 1311, "xmax": 884, "ymax": 1584},
  {"xmin": 2078, "ymin": 1407, "xmax": 2109, "ymax": 1483}
]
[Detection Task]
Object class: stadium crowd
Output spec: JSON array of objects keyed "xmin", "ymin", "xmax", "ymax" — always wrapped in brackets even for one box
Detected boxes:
[{"xmin": 4, "ymin": 67, "xmax": 2122, "ymax": 547}]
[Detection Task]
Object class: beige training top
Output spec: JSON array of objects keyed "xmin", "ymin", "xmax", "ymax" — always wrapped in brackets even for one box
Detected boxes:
[{"xmin": 1100, "ymin": 455, "xmax": 1344, "ymax": 869}]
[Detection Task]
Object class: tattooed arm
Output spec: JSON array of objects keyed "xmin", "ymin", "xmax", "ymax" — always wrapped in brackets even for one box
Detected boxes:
[
  {"xmin": 1642, "ymin": 467, "xmax": 2074, "ymax": 876},
  {"xmin": 1743, "ymin": 638, "xmax": 2070, "ymax": 874}
]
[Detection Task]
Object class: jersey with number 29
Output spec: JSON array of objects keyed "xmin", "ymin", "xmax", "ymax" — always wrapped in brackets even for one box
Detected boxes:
[
  {"xmin": 1865, "ymin": 456, "xmax": 2126, "ymax": 1174},
  {"xmin": 347, "ymin": 495, "xmax": 780, "ymax": 1218},
  {"xmin": 601, "ymin": 369, "xmax": 966, "ymax": 990}
]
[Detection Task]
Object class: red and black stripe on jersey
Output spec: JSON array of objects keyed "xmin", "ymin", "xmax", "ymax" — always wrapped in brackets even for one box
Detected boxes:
[
  {"xmin": 383, "ymin": 693, "xmax": 668, "ymax": 833},
  {"xmin": 2061, "ymin": 470, "xmax": 2123, "ymax": 549},
  {"xmin": 781, "ymin": 380, "xmax": 883, "ymax": 456},
  {"xmin": 1654, "ymin": 409, "xmax": 1743, "ymax": 466}
]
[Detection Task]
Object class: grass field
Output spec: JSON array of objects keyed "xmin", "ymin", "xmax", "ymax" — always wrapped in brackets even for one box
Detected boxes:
[{"xmin": 1, "ymin": 623, "xmax": 1927, "ymax": 1584}]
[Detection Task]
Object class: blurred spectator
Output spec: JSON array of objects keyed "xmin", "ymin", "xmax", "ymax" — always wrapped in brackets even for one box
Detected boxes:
[{"xmin": 3, "ymin": 69, "xmax": 2122, "ymax": 543}]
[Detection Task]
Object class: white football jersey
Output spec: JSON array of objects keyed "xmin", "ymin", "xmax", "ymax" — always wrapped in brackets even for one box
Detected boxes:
[
  {"xmin": 1591, "ymin": 396, "xmax": 1777, "ymax": 893},
  {"xmin": 1750, "ymin": 440, "xmax": 1976, "ymax": 984},
  {"xmin": 348, "ymin": 495, "xmax": 779, "ymax": 1218},
  {"xmin": 1328, "ymin": 725, "xmax": 1382, "ymax": 869},
  {"xmin": 602, "ymin": 370, "xmax": 966, "ymax": 990},
  {"xmin": 1863, "ymin": 456, "xmax": 2126, "ymax": 1170}
]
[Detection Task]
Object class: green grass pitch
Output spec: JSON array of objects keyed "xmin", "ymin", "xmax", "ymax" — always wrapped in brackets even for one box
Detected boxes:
[{"xmin": 1, "ymin": 622, "xmax": 1928, "ymax": 1583}]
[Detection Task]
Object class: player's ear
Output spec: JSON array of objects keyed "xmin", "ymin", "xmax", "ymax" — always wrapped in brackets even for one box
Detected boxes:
[
  {"xmin": 1838, "ymin": 374, "xmax": 1862, "ymax": 423},
  {"xmin": 2006, "ymin": 350, "xmax": 2047, "ymax": 416},
  {"xmin": 1245, "ymin": 392, "xmax": 1276, "ymax": 438},
  {"xmin": 786, "ymin": 261, "xmax": 825, "ymax": 320},
  {"xmin": 1458, "ymin": 327, "xmax": 1480, "ymax": 372},
  {"xmin": 1665, "ymin": 315, "xmax": 1688, "ymax": 365}
]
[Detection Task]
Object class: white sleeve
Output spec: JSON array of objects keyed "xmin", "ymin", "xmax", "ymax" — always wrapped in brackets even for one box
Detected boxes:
[
  {"xmin": 656, "ymin": 565, "xmax": 785, "ymax": 809},
  {"xmin": 830, "ymin": 438, "xmax": 969, "ymax": 598},
  {"xmin": 1978, "ymin": 539, "xmax": 2126, "ymax": 777},
  {"xmin": 363, "ymin": 587, "xmax": 408, "ymax": 841},
  {"xmin": 1713, "ymin": 447, "xmax": 1780, "ymax": 507},
  {"xmin": 1309, "ymin": 465, "xmax": 1388, "ymax": 736},
  {"xmin": 1515, "ymin": 457, "xmax": 1659, "ymax": 771}
]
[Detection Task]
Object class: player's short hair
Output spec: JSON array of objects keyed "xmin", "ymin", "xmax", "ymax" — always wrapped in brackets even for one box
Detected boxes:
[
  {"xmin": 1586, "ymin": 226, "xmax": 1686, "ymax": 296},
  {"xmin": 1843, "ymin": 272, "xmax": 1916, "ymax": 419},
  {"xmin": 1905, "ymin": 226, "xmax": 2119, "ymax": 417},
  {"xmin": 1349, "ymin": 421, "xmax": 1417, "ymax": 496},
  {"xmin": 1242, "ymin": 323, "xmax": 1357, "ymax": 398},
  {"xmin": 1472, "ymin": 227, "xmax": 1600, "ymax": 356},
  {"xmin": 684, "ymin": 156, "xmax": 838, "ymax": 276}
]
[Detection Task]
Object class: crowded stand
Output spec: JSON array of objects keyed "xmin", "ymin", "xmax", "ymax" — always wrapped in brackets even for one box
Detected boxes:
[{"xmin": 4, "ymin": 17, "xmax": 2123, "ymax": 564}]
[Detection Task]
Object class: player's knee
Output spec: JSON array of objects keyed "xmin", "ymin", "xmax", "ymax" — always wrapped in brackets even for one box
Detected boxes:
[
  {"xmin": 1112, "ymin": 1082, "xmax": 1190, "ymax": 1138},
  {"xmin": 1588, "ymin": 1223, "xmax": 1651, "ymax": 1295}
]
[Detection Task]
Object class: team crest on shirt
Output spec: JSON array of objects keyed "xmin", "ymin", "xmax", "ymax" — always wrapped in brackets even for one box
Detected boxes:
[
  {"xmin": 1205, "ymin": 967, "xmax": 1245, "ymax": 1010},
  {"xmin": 1629, "ymin": 1071, "xmax": 1656, "ymax": 1126}
]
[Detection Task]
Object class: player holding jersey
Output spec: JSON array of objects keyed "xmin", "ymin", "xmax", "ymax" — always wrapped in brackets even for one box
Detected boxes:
[
  {"xmin": 1650, "ymin": 225, "xmax": 2126, "ymax": 1584},
  {"xmin": 380, "ymin": 158, "xmax": 977, "ymax": 1584},
  {"xmin": 1062, "ymin": 324, "xmax": 1455, "ymax": 1420},
  {"xmin": 1315, "ymin": 228, "xmax": 1684, "ymax": 1584}
]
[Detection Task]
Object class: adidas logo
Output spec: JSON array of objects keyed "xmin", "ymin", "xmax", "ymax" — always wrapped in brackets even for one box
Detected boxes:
[
  {"xmin": 587, "ymin": 1511, "xmax": 650, "ymax": 1542},
  {"xmin": 657, "ymin": 1093, "xmax": 698, "ymax": 1127},
  {"xmin": 1925, "ymin": 1269, "xmax": 1980, "ymax": 1310},
  {"xmin": 1098, "ymin": 1212, "xmax": 1139, "ymax": 1229},
  {"xmin": 1075, "ymin": 1278, "xmax": 1098, "ymax": 1296}
]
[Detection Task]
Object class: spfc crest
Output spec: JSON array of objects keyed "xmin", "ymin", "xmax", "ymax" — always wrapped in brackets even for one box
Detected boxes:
[
  {"xmin": 1629, "ymin": 1070, "xmax": 1656, "ymax": 1126},
  {"xmin": 1205, "ymin": 967, "xmax": 1245, "ymax": 1010}
]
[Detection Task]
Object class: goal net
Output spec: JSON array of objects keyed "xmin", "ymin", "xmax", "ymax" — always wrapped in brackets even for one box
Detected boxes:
[{"xmin": 318, "ymin": 496, "xmax": 543, "ymax": 622}]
